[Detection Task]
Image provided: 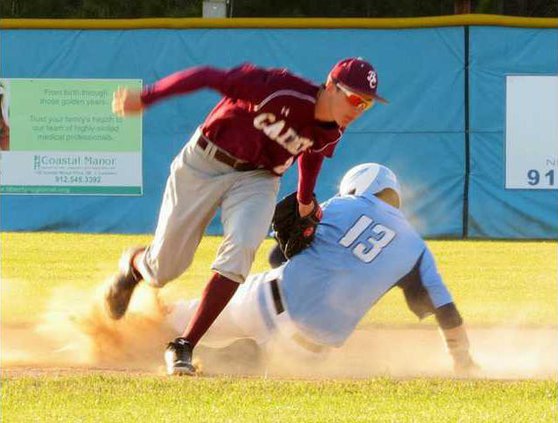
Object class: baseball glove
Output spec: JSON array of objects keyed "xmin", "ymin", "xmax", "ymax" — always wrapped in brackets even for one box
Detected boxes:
[{"xmin": 271, "ymin": 192, "xmax": 322, "ymax": 259}]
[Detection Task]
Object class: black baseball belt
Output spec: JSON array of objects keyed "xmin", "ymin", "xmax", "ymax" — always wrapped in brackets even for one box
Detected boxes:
[
  {"xmin": 270, "ymin": 278, "xmax": 285, "ymax": 315},
  {"xmin": 196, "ymin": 133, "xmax": 259, "ymax": 172},
  {"xmin": 268, "ymin": 278, "xmax": 326, "ymax": 354}
]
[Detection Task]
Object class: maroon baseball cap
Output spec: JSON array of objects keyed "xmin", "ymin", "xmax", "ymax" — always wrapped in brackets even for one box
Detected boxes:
[{"xmin": 328, "ymin": 57, "xmax": 387, "ymax": 103}]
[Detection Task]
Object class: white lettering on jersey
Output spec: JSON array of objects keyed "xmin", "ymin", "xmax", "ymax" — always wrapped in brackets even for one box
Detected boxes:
[
  {"xmin": 253, "ymin": 112, "xmax": 276, "ymax": 128},
  {"xmin": 273, "ymin": 157, "xmax": 294, "ymax": 175},
  {"xmin": 339, "ymin": 215, "xmax": 396, "ymax": 263},
  {"xmin": 253, "ymin": 112, "xmax": 314, "ymax": 155},
  {"xmin": 263, "ymin": 120, "xmax": 285, "ymax": 139}
]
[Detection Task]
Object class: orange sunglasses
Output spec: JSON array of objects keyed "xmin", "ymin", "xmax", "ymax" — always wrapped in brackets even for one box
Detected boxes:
[{"xmin": 336, "ymin": 83, "xmax": 375, "ymax": 111}]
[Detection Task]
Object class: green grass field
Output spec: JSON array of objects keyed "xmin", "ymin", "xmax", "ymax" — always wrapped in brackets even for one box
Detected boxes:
[
  {"xmin": 2, "ymin": 233, "xmax": 556, "ymax": 327},
  {"xmin": 1, "ymin": 233, "xmax": 557, "ymax": 422},
  {"xmin": 3, "ymin": 376, "xmax": 555, "ymax": 422}
]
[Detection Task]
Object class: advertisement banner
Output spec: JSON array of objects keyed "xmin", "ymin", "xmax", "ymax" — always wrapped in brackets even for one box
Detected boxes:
[
  {"xmin": 0, "ymin": 78, "xmax": 142, "ymax": 195},
  {"xmin": 505, "ymin": 75, "xmax": 558, "ymax": 190}
]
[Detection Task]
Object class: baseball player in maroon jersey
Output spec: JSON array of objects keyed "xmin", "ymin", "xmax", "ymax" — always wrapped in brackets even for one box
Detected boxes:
[{"xmin": 107, "ymin": 57, "xmax": 387, "ymax": 375}]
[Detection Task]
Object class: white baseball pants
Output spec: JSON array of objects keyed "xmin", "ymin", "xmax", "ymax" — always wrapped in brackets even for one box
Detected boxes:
[{"xmin": 166, "ymin": 268, "xmax": 330, "ymax": 358}]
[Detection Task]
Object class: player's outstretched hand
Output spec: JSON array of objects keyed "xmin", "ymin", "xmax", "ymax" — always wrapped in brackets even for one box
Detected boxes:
[
  {"xmin": 453, "ymin": 353, "xmax": 481, "ymax": 377},
  {"xmin": 112, "ymin": 87, "xmax": 143, "ymax": 117}
]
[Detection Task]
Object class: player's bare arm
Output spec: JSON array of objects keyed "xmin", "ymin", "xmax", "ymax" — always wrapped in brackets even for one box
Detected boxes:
[
  {"xmin": 433, "ymin": 302, "xmax": 479, "ymax": 376},
  {"xmin": 441, "ymin": 324, "xmax": 479, "ymax": 376}
]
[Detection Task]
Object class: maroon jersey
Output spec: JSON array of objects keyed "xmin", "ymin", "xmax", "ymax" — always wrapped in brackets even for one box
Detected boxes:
[{"xmin": 141, "ymin": 64, "xmax": 344, "ymax": 176}]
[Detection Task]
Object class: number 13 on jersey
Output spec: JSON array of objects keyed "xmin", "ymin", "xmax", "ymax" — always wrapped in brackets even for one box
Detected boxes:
[{"xmin": 338, "ymin": 215, "xmax": 396, "ymax": 263}]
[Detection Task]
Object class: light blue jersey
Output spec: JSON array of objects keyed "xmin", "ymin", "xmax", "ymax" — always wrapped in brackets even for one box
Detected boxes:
[{"xmin": 281, "ymin": 194, "xmax": 453, "ymax": 347}]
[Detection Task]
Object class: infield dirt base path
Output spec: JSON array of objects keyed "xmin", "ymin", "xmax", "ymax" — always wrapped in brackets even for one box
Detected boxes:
[
  {"xmin": 3, "ymin": 284, "xmax": 556, "ymax": 379},
  {"xmin": 3, "ymin": 323, "xmax": 555, "ymax": 379}
]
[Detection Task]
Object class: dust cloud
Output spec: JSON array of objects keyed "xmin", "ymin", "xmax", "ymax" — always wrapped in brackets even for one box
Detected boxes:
[
  {"xmin": 2, "ymin": 282, "xmax": 556, "ymax": 379},
  {"xmin": 2, "ymin": 281, "xmax": 176, "ymax": 373}
]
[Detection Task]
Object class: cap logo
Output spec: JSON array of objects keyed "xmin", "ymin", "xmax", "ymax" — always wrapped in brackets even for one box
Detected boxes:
[{"xmin": 367, "ymin": 70, "xmax": 377, "ymax": 89}]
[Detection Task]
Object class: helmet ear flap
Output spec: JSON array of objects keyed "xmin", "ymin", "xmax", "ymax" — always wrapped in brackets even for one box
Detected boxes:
[{"xmin": 376, "ymin": 188, "xmax": 401, "ymax": 209}]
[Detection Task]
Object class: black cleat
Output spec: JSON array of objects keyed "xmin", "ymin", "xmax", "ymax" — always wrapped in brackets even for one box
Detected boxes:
[
  {"xmin": 165, "ymin": 337, "xmax": 196, "ymax": 376},
  {"xmin": 104, "ymin": 247, "xmax": 144, "ymax": 320}
]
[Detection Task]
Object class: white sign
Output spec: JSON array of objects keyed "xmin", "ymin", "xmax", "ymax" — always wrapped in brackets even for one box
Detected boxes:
[{"xmin": 505, "ymin": 75, "xmax": 558, "ymax": 190}]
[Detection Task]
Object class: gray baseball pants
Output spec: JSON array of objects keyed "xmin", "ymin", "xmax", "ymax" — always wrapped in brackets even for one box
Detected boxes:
[{"xmin": 136, "ymin": 128, "xmax": 280, "ymax": 285}]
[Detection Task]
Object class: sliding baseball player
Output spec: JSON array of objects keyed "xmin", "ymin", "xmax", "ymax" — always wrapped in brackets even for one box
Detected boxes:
[{"xmin": 164, "ymin": 163, "xmax": 478, "ymax": 376}]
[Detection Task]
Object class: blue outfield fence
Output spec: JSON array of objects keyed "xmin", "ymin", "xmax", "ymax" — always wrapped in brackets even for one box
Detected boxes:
[
  {"xmin": 467, "ymin": 27, "xmax": 558, "ymax": 238},
  {"xmin": 0, "ymin": 24, "xmax": 556, "ymax": 239}
]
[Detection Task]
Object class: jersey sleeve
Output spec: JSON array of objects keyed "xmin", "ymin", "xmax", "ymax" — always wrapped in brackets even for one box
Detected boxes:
[
  {"xmin": 297, "ymin": 152, "xmax": 324, "ymax": 204},
  {"xmin": 217, "ymin": 64, "xmax": 298, "ymax": 103},
  {"xmin": 418, "ymin": 247, "xmax": 454, "ymax": 308},
  {"xmin": 140, "ymin": 64, "xmax": 292, "ymax": 106}
]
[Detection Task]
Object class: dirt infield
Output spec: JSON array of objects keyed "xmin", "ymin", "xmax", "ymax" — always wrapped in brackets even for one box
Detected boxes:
[
  {"xmin": 3, "ymin": 325, "xmax": 556, "ymax": 380},
  {"xmin": 2, "ymin": 286, "xmax": 556, "ymax": 380}
]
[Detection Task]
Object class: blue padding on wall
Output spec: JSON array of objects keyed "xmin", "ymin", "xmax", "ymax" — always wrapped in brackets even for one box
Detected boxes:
[
  {"xmin": 469, "ymin": 132, "xmax": 558, "ymax": 238},
  {"xmin": 268, "ymin": 131, "xmax": 465, "ymax": 238},
  {"xmin": 319, "ymin": 132, "xmax": 465, "ymax": 238},
  {"xmin": 1, "ymin": 27, "xmax": 465, "ymax": 236},
  {"xmin": 468, "ymin": 27, "xmax": 558, "ymax": 238}
]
